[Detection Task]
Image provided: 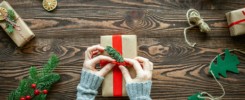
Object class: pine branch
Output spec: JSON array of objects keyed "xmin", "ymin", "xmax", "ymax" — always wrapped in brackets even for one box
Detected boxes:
[
  {"xmin": 105, "ymin": 46, "xmax": 124, "ymax": 62},
  {"xmin": 37, "ymin": 73, "xmax": 60, "ymax": 90},
  {"xmin": 5, "ymin": 9, "xmax": 16, "ymax": 34},
  {"xmin": 29, "ymin": 66, "xmax": 38, "ymax": 81},
  {"xmin": 8, "ymin": 54, "xmax": 60, "ymax": 100},
  {"xmin": 42, "ymin": 54, "xmax": 59, "ymax": 75}
]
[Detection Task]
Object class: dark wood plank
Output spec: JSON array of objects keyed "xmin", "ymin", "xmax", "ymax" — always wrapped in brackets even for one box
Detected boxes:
[{"xmin": 0, "ymin": 0, "xmax": 245, "ymax": 100}]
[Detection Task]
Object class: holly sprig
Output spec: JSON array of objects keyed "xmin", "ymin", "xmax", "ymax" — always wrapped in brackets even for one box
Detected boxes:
[
  {"xmin": 8, "ymin": 54, "xmax": 60, "ymax": 100},
  {"xmin": 105, "ymin": 46, "xmax": 124, "ymax": 62}
]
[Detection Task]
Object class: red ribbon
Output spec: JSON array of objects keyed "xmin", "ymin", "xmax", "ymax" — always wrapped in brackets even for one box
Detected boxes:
[
  {"xmin": 112, "ymin": 35, "xmax": 123, "ymax": 96},
  {"xmin": 228, "ymin": 10, "xmax": 245, "ymax": 28},
  {"xmin": 99, "ymin": 35, "xmax": 124, "ymax": 96},
  {"xmin": 100, "ymin": 61, "xmax": 130, "ymax": 67},
  {"xmin": 228, "ymin": 19, "xmax": 245, "ymax": 28}
]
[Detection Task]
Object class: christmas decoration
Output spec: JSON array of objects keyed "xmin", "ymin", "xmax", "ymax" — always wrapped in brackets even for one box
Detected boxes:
[
  {"xmin": 0, "ymin": 7, "xmax": 17, "ymax": 34},
  {"xmin": 0, "ymin": 1, "xmax": 35, "ymax": 47},
  {"xmin": 188, "ymin": 93, "xmax": 204, "ymax": 100},
  {"xmin": 188, "ymin": 49, "xmax": 245, "ymax": 100},
  {"xmin": 31, "ymin": 84, "xmax": 36, "ymax": 89},
  {"xmin": 42, "ymin": 0, "xmax": 57, "ymax": 11},
  {"xmin": 226, "ymin": 8, "xmax": 245, "ymax": 36},
  {"xmin": 8, "ymin": 54, "xmax": 60, "ymax": 100},
  {"xmin": 100, "ymin": 35, "xmax": 137, "ymax": 97},
  {"xmin": 209, "ymin": 49, "xmax": 240, "ymax": 79},
  {"xmin": 184, "ymin": 9, "xmax": 211, "ymax": 47},
  {"xmin": 25, "ymin": 95, "xmax": 31, "ymax": 100},
  {"xmin": 42, "ymin": 90, "xmax": 48, "ymax": 94},
  {"xmin": 104, "ymin": 46, "xmax": 124, "ymax": 62}
]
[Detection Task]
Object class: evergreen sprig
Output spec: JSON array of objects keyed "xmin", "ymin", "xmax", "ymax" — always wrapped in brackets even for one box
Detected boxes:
[
  {"xmin": 8, "ymin": 54, "xmax": 60, "ymax": 100},
  {"xmin": 105, "ymin": 46, "xmax": 124, "ymax": 62},
  {"xmin": 6, "ymin": 9, "xmax": 16, "ymax": 34}
]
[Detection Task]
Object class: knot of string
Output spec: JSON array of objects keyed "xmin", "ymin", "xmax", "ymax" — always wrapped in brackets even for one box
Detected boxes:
[{"xmin": 184, "ymin": 9, "xmax": 211, "ymax": 47}]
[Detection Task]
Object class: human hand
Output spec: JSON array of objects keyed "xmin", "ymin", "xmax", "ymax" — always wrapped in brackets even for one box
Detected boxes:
[
  {"xmin": 119, "ymin": 57, "xmax": 153, "ymax": 83},
  {"xmin": 83, "ymin": 45, "xmax": 115, "ymax": 77}
]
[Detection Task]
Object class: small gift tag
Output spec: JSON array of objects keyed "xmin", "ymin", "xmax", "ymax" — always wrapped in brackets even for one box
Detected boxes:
[
  {"xmin": 226, "ymin": 8, "xmax": 245, "ymax": 36},
  {"xmin": 0, "ymin": 1, "xmax": 35, "ymax": 47}
]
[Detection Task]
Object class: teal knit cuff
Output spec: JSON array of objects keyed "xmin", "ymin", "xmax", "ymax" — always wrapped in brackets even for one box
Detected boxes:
[
  {"xmin": 126, "ymin": 81, "xmax": 152, "ymax": 100},
  {"xmin": 79, "ymin": 70, "xmax": 104, "ymax": 90},
  {"xmin": 76, "ymin": 70, "xmax": 104, "ymax": 100}
]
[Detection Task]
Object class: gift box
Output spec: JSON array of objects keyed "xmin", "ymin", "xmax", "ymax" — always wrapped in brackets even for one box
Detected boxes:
[
  {"xmin": 0, "ymin": 1, "xmax": 35, "ymax": 47},
  {"xmin": 100, "ymin": 35, "xmax": 137, "ymax": 97},
  {"xmin": 226, "ymin": 8, "xmax": 245, "ymax": 36}
]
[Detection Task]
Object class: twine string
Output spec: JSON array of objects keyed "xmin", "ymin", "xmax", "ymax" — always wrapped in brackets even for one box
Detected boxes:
[{"xmin": 184, "ymin": 9, "xmax": 211, "ymax": 47}]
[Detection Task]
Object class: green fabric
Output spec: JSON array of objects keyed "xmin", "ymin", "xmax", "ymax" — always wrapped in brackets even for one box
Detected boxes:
[
  {"xmin": 188, "ymin": 93, "xmax": 204, "ymax": 100},
  {"xmin": 209, "ymin": 49, "xmax": 240, "ymax": 79}
]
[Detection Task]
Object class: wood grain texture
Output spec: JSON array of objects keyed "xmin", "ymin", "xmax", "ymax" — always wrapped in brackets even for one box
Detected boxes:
[{"xmin": 0, "ymin": 0, "xmax": 245, "ymax": 100}]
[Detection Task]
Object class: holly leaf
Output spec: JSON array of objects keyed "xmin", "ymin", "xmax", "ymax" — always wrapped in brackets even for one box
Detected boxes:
[
  {"xmin": 209, "ymin": 49, "xmax": 240, "ymax": 79},
  {"xmin": 188, "ymin": 93, "xmax": 204, "ymax": 100}
]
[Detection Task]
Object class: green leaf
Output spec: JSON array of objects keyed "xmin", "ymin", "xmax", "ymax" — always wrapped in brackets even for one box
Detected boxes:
[
  {"xmin": 7, "ymin": 9, "xmax": 15, "ymax": 21},
  {"xmin": 105, "ymin": 46, "xmax": 124, "ymax": 62},
  {"xmin": 188, "ymin": 93, "xmax": 204, "ymax": 100},
  {"xmin": 6, "ymin": 23, "xmax": 14, "ymax": 34},
  {"xmin": 5, "ymin": 9, "xmax": 16, "ymax": 34},
  {"xmin": 209, "ymin": 49, "xmax": 240, "ymax": 79}
]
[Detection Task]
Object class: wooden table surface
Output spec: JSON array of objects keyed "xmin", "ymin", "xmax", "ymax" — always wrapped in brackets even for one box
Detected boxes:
[{"xmin": 0, "ymin": 0, "xmax": 245, "ymax": 100}]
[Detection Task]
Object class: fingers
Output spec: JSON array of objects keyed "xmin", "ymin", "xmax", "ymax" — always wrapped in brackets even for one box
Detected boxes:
[
  {"xmin": 119, "ymin": 65, "xmax": 131, "ymax": 83},
  {"xmin": 85, "ymin": 45, "xmax": 105, "ymax": 60},
  {"xmin": 124, "ymin": 58, "xmax": 143, "ymax": 74},
  {"xmin": 90, "ymin": 55, "xmax": 115, "ymax": 65},
  {"xmin": 97, "ymin": 63, "xmax": 115, "ymax": 76},
  {"xmin": 134, "ymin": 57, "xmax": 153, "ymax": 71}
]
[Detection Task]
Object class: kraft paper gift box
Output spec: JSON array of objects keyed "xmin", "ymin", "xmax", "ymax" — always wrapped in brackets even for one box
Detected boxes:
[
  {"xmin": 100, "ymin": 35, "xmax": 137, "ymax": 97},
  {"xmin": 226, "ymin": 8, "xmax": 245, "ymax": 36},
  {"xmin": 0, "ymin": 1, "xmax": 35, "ymax": 47}
]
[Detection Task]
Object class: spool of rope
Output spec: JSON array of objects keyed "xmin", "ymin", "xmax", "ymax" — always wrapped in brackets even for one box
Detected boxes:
[{"xmin": 184, "ymin": 9, "xmax": 211, "ymax": 47}]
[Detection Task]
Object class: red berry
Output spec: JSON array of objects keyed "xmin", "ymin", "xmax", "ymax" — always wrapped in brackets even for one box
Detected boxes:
[
  {"xmin": 31, "ymin": 84, "xmax": 36, "ymax": 89},
  {"xmin": 20, "ymin": 97, "xmax": 26, "ymax": 100},
  {"xmin": 43, "ymin": 89, "xmax": 48, "ymax": 94},
  {"xmin": 34, "ymin": 89, "xmax": 40, "ymax": 95},
  {"xmin": 25, "ymin": 95, "xmax": 31, "ymax": 100}
]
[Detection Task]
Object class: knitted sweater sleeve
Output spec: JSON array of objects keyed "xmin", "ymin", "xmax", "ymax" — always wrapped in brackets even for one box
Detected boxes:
[
  {"xmin": 76, "ymin": 70, "xmax": 104, "ymax": 100},
  {"xmin": 126, "ymin": 81, "xmax": 152, "ymax": 100}
]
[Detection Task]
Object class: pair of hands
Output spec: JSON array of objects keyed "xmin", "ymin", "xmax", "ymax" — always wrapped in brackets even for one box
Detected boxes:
[{"xmin": 83, "ymin": 45, "xmax": 153, "ymax": 83}]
